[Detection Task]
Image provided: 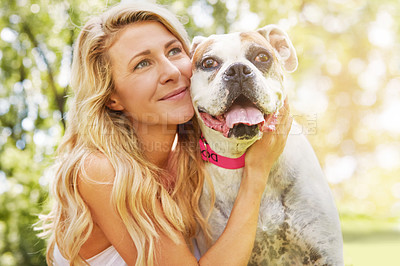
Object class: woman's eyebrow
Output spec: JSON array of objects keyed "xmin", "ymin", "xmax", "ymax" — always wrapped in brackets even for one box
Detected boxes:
[
  {"xmin": 128, "ymin": 50, "xmax": 151, "ymax": 66},
  {"xmin": 128, "ymin": 39, "xmax": 180, "ymax": 66},
  {"xmin": 164, "ymin": 39, "xmax": 179, "ymax": 48}
]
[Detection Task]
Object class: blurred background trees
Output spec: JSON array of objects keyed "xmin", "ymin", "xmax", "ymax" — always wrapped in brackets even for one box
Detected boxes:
[{"xmin": 0, "ymin": 0, "xmax": 399, "ymax": 265}]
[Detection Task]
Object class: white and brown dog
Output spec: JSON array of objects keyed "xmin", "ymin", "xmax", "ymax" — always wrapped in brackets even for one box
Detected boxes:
[{"xmin": 190, "ymin": 25, "xmax": 344, "ymax": 265}]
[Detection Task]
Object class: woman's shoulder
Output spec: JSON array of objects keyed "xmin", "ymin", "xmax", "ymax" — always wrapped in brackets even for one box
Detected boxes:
[
  {"xmin": 78, "ymin": 152, "xmax": 115, "ymax": 203},
  {"xmin": 82, "ymin": 152, "xmax": 115, "ymax": 183}
]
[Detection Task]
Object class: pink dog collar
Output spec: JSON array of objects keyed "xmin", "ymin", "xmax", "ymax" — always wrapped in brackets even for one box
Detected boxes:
[{"xmin": 199, "ymin": 134, "xmax": 245, "ymax": 169}]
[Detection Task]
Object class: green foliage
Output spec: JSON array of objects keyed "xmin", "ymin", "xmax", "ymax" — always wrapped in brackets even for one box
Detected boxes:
[{"xmin": 0, "ymin": 0, "xmax": 399, "ymax": 265}]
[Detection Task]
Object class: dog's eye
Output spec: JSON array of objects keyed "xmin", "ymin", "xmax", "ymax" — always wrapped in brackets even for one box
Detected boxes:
[
  {"xmin": 254, "ymin": 53, "xmax": 269, "ymax": 62},
  {"xmin": 202, "ymin": 58, "xmax": 219, "ymax": 69}
]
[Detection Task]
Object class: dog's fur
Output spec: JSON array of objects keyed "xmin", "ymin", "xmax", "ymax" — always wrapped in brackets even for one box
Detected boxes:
[{"xmin": 190, "ymin": 25, "xmax": 343, "ymax": 265}]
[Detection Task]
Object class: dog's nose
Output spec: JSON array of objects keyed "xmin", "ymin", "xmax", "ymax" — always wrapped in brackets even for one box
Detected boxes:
[{"xmin": 224, "ymin": 63, "xmax": 254, "ymax": 82}]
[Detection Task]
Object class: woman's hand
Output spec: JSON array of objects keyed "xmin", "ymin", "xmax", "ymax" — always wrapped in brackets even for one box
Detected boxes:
[{"xmin": 244, "ymin": 98, "xmax": 293, "ymax": 188}]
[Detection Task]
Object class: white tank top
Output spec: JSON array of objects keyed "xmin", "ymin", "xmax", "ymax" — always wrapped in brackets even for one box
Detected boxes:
[
  {"xmin": 53, "ymin": 244, "xmax": 127, "ymax": 266},
  {"xmin": 53, "ymin": 239, "xmax": 201, "ymax": 265}
]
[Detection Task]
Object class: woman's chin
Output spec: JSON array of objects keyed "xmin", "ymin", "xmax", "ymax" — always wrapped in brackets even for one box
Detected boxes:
[{"xmin": 166, "ymin": 107, "xmax": 195, "ymax": 125}]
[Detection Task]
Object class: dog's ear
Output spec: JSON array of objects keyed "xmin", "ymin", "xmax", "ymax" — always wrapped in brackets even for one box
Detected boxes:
[
  {"xmin": 257, "ymin": 25, "xmax": 298, "ymax": 72},
  {"xmin": 190, "ymin": 36, "xmax": 207, "ymax": 59}
]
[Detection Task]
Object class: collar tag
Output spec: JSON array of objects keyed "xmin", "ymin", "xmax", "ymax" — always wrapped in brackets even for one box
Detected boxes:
[{"xmin": 199, "ymin": 134, "xmax": 245, "ymax": 169}]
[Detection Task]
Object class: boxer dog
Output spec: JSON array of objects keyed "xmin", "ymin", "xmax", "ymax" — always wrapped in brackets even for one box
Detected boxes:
[{"xmin": 190, "ymin": 25, "xmax": 343, "ymax": 265}]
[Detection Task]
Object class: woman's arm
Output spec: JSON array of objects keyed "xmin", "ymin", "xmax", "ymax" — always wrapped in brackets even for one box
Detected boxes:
[
  {"xmin": 78, "ymin": 154, "xmax": 139, "ymax": 264},
  {"xmin": 78, "ymin": 100, "xmax": 292, "ymax": 265}
]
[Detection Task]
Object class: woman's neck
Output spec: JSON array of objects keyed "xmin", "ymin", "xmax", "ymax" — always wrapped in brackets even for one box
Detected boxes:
[{"xmin": 135, "ymin": 124, "xmax": 177, "ymax": 168}]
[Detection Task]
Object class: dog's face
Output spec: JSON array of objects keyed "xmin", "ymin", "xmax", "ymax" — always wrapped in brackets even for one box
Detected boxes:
[{"xmin": 191, "ymin": 25, "xmax": 297, "ymax": 140}]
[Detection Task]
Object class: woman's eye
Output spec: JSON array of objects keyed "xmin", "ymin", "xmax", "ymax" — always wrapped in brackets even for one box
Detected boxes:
[
  {"xmin": 134, "ymin": 60, "xmax": 150, "ymax": 70},
  {"xmin": 202, "ymin": 58, "xmax": 219, "ymax": 69},
  {"xmin": 168, "ymin": 47, "xmax": 182, "ymax": 56},
  {"xmin": 254, "ymin": 53, "xmax": 270, "ymax": 62}
]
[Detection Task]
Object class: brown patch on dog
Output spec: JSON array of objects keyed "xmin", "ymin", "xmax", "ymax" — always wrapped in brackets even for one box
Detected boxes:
[
  {"xmin": 239, "ymin": 32, "xmax": 274, "ymax": 51},
  {"xmin": 239, "ymin": 31, "xmax": 279, "ymax": 64},
  {"xmin": 191, "ymin": 38, "xmax": 215, "ymax": 69}
]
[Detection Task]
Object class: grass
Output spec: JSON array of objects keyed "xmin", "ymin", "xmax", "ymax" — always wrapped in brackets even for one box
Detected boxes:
[{"xmin": 341, "ymin": 215, "xmax": 400, "ymax": 266}]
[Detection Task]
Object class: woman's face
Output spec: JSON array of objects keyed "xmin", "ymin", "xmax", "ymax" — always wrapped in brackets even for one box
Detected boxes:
[{"xmin": 108, "ymin": 21, "xmax": 194, "ymax": 132}]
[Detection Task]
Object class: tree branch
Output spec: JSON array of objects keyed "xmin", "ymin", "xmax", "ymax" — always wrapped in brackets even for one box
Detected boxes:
[{"xmin": 21, "ymin": 22, "xmax": 66, "ymax": 130}]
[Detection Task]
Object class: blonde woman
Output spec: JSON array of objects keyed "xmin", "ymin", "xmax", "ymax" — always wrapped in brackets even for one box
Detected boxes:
[{"xmin": 38, "ymin": 2, "xmax": 292, "ymax": 265}]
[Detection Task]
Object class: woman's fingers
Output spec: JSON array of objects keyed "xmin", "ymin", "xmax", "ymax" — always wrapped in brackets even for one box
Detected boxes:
[
  {"xmin": 245, "ymin": 98, "xmax": 292, "ymax": 176},
  {"xmin": 276, "ymin": 98, "xmax": 292, "ymax": 135}
]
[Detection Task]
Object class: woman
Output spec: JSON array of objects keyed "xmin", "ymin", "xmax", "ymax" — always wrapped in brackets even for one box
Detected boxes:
[{"xmin": 38, "ymin": 2, "xmax": 292, "ymax": 265}]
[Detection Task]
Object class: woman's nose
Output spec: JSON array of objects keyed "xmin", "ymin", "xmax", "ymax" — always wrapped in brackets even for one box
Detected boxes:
[{"xmin": 159, "ymin": 58, "xmax": 181, "ymax": 84}]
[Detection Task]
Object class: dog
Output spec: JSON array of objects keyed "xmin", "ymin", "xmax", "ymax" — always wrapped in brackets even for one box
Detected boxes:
[{"xmin": 190, "ymin": 25, "xmax": 344, "ymax": 265}]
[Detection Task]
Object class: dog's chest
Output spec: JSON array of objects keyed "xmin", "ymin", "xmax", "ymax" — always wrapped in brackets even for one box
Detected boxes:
[
  {"xmin": 205, "ymin": 165, "xmax": 243, "ymax": 207},
  {"xmin": 199, "ymin": 163, "xmax": 331, "ymax": 265},
  {"xmin": 199, "ymin": 164, "xmax": 292, "ymax": 239}
]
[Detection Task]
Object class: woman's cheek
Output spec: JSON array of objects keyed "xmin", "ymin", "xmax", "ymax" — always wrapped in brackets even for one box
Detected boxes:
[{"xmin": 180, "ymin": 56, "xmax": 193, "ymax": 79}]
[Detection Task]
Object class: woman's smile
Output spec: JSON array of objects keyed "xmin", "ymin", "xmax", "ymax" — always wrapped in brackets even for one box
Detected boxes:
[{"xmin": 159, "ymin": 86, "xmax": 189, "ymax": 101}]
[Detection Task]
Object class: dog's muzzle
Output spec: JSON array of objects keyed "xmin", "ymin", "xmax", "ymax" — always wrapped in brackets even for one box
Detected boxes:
[
  {"xmin": 223, "ymin": 63, "xmax": 255, "ymax": 83},
  {"xmin": 222, "ymin": 63, "xmax": 257, "ymax": 109},
  {"xmin": 197, "ymin": 63, "xmax": 278, "ymax": 140}
]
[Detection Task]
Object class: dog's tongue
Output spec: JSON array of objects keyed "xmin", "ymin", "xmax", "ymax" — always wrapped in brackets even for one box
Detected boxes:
[
  {"xmin": 199, "ymin": 102, "xmax": 278, "ymax": 138},
  {"xmin": 225, "ymin": 103, "xmax": 265, "ymax": 128}
]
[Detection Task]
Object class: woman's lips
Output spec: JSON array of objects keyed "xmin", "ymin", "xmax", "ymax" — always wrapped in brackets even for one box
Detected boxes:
[{"xmin": 160, "ymin": 87, "xmax": 188, "ymax": 101}]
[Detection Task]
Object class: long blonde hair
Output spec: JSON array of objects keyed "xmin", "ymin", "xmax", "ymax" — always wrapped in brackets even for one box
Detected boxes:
[{"xmin": 37, "ymin": 2, "xmax": 213, "ymax": 265}]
